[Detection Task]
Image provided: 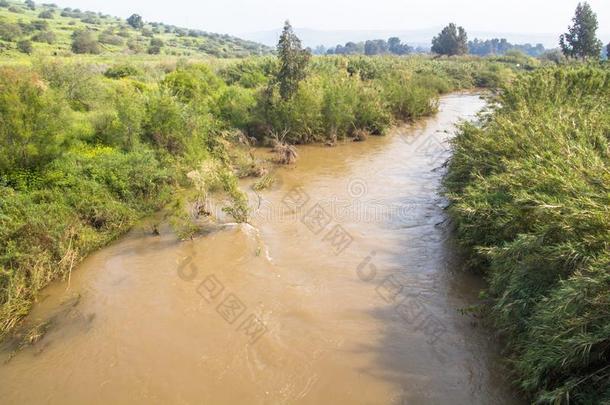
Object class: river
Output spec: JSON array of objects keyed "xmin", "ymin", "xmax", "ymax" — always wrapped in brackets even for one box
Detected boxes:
[{"xmin": 0, "ymin": 93, "xmax": 520, "ymax": 404}]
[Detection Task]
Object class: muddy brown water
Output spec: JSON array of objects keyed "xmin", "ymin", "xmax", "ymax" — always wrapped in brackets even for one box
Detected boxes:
[{"xmin": 0, "ymin": 93, "xmax": 521, "ymax": 404}]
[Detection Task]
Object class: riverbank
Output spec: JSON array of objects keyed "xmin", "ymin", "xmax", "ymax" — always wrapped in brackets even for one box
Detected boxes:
[{"xmin": 444, "ymin": 65, "xmax": 610, "ymax": 403}]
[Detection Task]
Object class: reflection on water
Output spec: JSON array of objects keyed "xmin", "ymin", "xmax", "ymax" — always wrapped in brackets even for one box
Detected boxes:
[{"xmin": 0, "ymin": 93, "xmax": 520, "ymax": 404}]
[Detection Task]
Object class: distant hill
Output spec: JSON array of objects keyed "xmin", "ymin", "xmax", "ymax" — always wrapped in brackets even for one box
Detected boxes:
[
  {"xmin": 242, "ymin": 27, "xmax": 562, "ymax": 50},
  {"xmin": 0, "ymin": 1, "xmax": 272, "ymax": 58}
]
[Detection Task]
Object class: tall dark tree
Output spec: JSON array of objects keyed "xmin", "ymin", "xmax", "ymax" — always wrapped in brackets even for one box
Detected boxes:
[
  {"xmin": 127, "ymin": 14, "xmax": 144, "ymax": 30},
  {"xmin": 559, "ymin": 2, "xmax": 602, "ymax": 59},
  {"xmin": 607, "ymin": 42, "xmax": 610, "ymax": 60},
  {"xmin": 388, "ymin": 37, "xmax": 401, "ymax": 53},
  {"xmin": 431, "ymin": 23, "xmax": 468, "ymax": 56},
  {"xmin": 276, "ymin": 20, "xmax": 310, "ymax": 100}
]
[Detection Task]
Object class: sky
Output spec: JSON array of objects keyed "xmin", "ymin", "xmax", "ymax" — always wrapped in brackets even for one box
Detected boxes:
[{"xmin": 53, "ymin": 0, "xmax": 610, "ymax": 40}]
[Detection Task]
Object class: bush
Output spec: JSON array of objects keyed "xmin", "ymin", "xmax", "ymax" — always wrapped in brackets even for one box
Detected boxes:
[
  {"xmin": 98, "ymin": 31, "xmax": 124, "ymax": 46},
  {"xmin": 38, "ymin": 9, "xmax": 54, "ymax": 19},
  {"xmin": 35, "ymin": 60, "xmax": 105, "ymax": 111},
  {"xmin": 91, "ymin": 82, "xmax": 146, "ymax": 150},
  {"xmin": 161, "ymin": 64, "xmax": 223, "ymax": 102},
  {"xmin": 143, "ymin": 92, "xmax": 192, "ymax": 154},
  {"xmin": 0, "ymin": 21, "xmax": 22, "ymax": 41},
  {"xmin": 31, "ymin": 30, "xmax": 56, "ymax": 44},
  {"xmin": 71, "ymin": 30, "xmax": 101, "ymax": 54},
  {"xmin": 104, "ymin": 64, "xmax": 141, "ymax": 79},
  {"xmin": 0, "ymin": 68, "xmax": 69, "ymax": 174},
  {"xmin": 16, "ymin": 39, "xmax": 33, "ymax": 54},
  {"xmin": 147, "ymin": 37, "xmax": 164, "ymax": 54}
]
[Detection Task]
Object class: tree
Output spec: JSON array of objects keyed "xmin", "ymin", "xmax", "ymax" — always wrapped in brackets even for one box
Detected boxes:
[
  {"xmin": 607, "ymin": 43, "xmax": 610, "ymax": 60},
  {"xmin": 431, "ymin": 23, "xmax": 468, "ymax": 56},
  {"xmin": 364, "ymin": 39, "xmax": 388, "ymax": 55},
  {"xmin": 387, "ymin": 37, "xmax": 412, "ymax": 55},
  {"xmin": 559, "ymin": 2, "xmax": 602, "ymax": 59},
  {"xmin": 127, "ymin": 14, "xmax": 144, "ymax": 29},
  {"xmin": 276, "ymin": 20, "xmax": 310, "ymax": 100},
  {"xmin": 71, "ymin": 30, "xmax": 101, "ymax": 54},
  {"xmin": 25, "ymin": 0, "xmax": 35, "ymax": 10}
]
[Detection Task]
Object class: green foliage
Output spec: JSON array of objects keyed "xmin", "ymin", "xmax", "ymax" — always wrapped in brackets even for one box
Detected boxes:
[
  {"xmin": 560, "ymin": 2, "xmax": 603, "ymax": 60},
  {"xmin": 445, "ymin": 66, "xmax": 610, "ymax": 403},
  {"xmin": 36, "ymin": 59, "xmax": 105, "ymax": 110},
  {"xmin": 276, "ymin": 20, "xmax": 311, "ymax": 100},
  {"xmin": 432, "ymin": 23, "xmax": 468, "ymax": 56},
  {"xmin": 161, "ymin": 64, "xmax": 222, "ymax": 102},
  {"xmin": 0, "ymin": 67, "xmax": 69, "ymax": 174},
  {"xmin": 103, "ymin": 64, "xmax": 141, "ymax": 79}
]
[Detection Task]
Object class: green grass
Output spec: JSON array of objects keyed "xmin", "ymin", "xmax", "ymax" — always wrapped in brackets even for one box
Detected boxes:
[{"xmin": 445, "ymin": 65, "xmax": 610, "ymax": 403}]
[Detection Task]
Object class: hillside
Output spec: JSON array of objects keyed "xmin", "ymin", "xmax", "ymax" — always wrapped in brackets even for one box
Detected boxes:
[{"xmin": 0, "ymin": 0, "xmax": 272, "ymax": 59}]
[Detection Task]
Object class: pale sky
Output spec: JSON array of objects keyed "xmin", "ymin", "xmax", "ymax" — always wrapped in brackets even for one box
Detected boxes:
[{"xmin": 52, "ymin": 0, "xmax": 610, "ymax": 39}]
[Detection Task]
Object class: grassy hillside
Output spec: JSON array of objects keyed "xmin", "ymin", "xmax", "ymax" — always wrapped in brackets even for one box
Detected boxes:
[
  {"xmin": 0, "ymin": 0, "xmax": 272, "ymax": 59},
  {"xmin": 445, "ymin": 65, "xmax": 610, "ymax": 403}
]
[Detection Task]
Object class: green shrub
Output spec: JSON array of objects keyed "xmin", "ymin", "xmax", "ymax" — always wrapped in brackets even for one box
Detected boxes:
[
  {"xmin": 16, "ymin": 39, "xmax": 33, "ymax": 54},
  {"xmin": 161, "ymin": 64, "xmax": 223, "ymax": 102},
  {"xmin": 31, "ymin": 30, "xmax": 56, "ymax": 44},
  {"xmin": 35, "ymin": 60, "xmax": 106, "ymax": 111},
  {"xmin": 91, "ymin": 82, "xmax": 146, "ymax": 150},
  {"xmin": 71, "ymin": 30, "xmax": 101, "ymax": 54},
  {"xmin": 216, "ymin": 85, "xmax": 256, "ymax": 130},
  {"xmin": 0, "ymin": 21, "xmax": 22, "ymax": 41},
  {"xmin": 0, "ymin": 68, "xmax": 69, "ymax": 174},
  {"xmin": 38, "ymin": 9, "xmax": 54, "ymax": 19},
  {"xmin": 104, "ymin": 64, "xmax": 141, "ymax": 79}
]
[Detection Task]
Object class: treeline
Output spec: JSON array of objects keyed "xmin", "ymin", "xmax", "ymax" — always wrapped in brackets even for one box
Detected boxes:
[
  {"xmin": 319, "ymin": 37, "xmax": 416, "ymax": 56},
  {"xmin": 318, "ymin": 35, "xmax": 549, "ymax": 58},
  {"xmin": 468, "ymin": 38, "xmax": 546, "ymax": 57},
  {"xmin": 445, "ymin": 66, "xmax": 610, "ymax": 403}
]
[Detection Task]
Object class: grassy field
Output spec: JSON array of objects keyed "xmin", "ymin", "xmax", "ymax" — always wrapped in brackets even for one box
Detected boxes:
[
  {"xmin": 0, "ymin": 0, "xmax": 271, "ymax": 59},
  {"xmin": 445, "ymin": 65, "xmax": 610, "ymax": 403}
]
